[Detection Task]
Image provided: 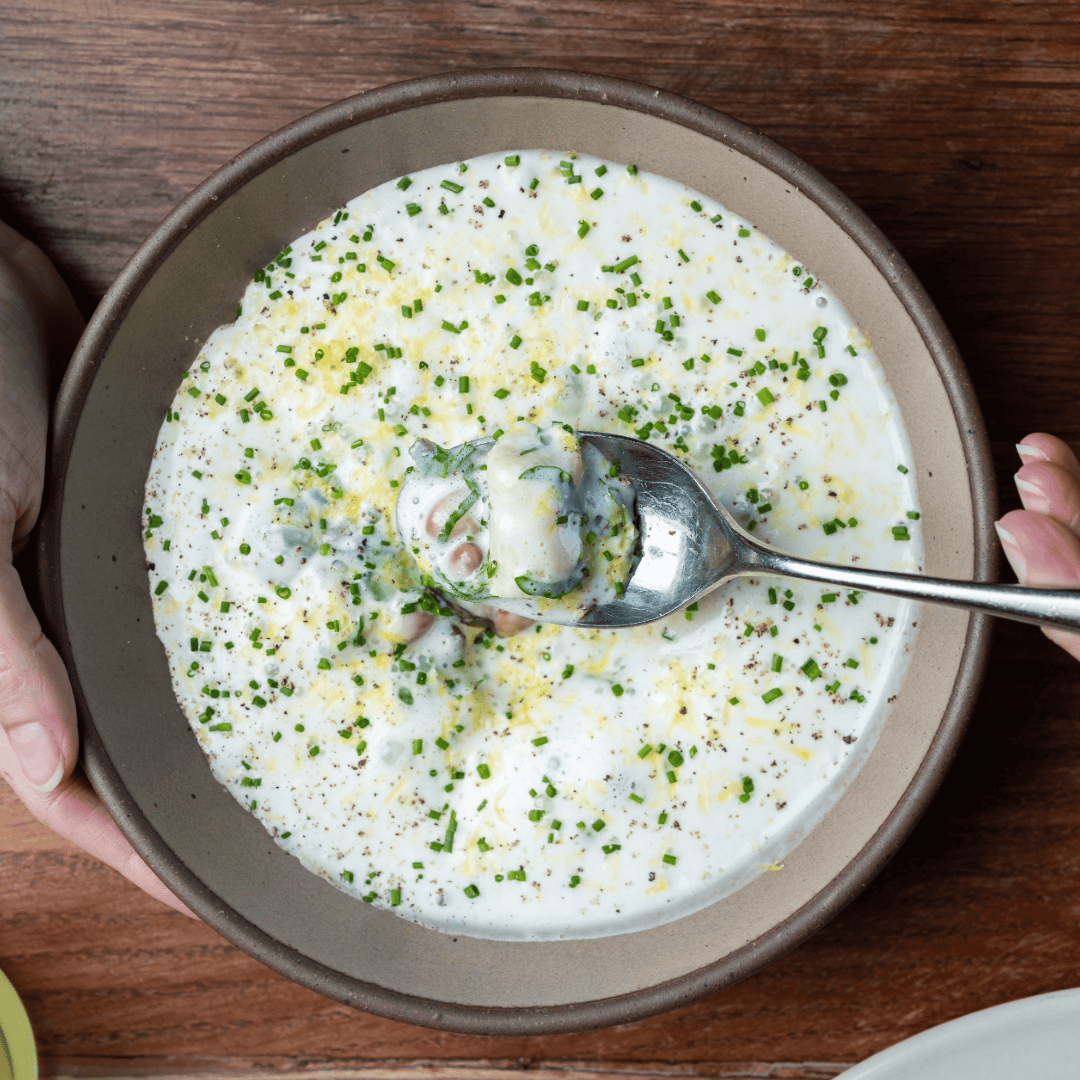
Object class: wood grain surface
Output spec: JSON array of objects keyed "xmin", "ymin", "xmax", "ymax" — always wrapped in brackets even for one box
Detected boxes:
[{"xmin": 3, "ymin": 0, "xmax": 1080, "ymax": 1076}]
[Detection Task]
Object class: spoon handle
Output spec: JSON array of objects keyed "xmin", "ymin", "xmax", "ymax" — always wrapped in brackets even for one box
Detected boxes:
[{"xmin": 746, "ymin": 546, "xmax": 1080, "ymax": 632}]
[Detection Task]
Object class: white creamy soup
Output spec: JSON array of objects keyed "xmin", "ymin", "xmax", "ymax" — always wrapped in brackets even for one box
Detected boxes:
[{"xmin": 144, "ymin": 150, "xmax": 923, "ymax": 940}]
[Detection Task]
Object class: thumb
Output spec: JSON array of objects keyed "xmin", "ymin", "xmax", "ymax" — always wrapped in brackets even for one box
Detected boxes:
[
  {"xmin": 0, "ymin": 559, "xmax": 197, "ymax": 918},
  {"xmin": 0, "ymin": 559, "xmax": 75, "ymax": 791}
]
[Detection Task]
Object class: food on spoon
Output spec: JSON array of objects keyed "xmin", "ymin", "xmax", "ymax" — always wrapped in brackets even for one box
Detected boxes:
[
  {"xmin": 143, "ymin": 149, "xmax": 923, "ymax": 940},
  {"xmin": 397, "ymin": 422, "xmax": 637, "ymax": 616}
]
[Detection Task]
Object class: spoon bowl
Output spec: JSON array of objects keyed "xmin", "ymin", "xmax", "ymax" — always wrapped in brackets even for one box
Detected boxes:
[
  {"xmin": 422, "ymin": 432, "xmax": 1080, "ymax": 633},
  {"xmin": 484, "ymin": 432, "xmax": 737, "ymax": 627}
]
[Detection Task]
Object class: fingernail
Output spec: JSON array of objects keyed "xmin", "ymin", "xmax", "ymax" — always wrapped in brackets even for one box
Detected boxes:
[
  {"xmin": 995, "ymin": 521, "xmax": 1027, "ymax": 583},
  {"xmin": 1017, "ymin": 443, "xmax": 1048, "ymax": 464},
  {"xmin": 1015, "ymin": 474, "xmax": 1050, "ymax": 514},
  {"xmin": 8, "ymin": 722, "xmax": 64, "ymax": 792}
]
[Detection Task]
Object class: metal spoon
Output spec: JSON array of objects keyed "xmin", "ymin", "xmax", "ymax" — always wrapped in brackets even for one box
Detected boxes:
[{"xmin": 401, "ymin": 431, "xmax": 1080, "ymax": 631}]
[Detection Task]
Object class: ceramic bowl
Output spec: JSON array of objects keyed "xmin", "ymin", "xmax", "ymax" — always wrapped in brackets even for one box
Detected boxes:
[{"xmin": 37, "ymin": 69, "xmax": 996, "ymax": 1034}]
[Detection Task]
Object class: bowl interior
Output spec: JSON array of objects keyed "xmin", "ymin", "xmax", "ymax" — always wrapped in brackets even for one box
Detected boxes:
[{"xmin": 46, "ymin": 76, "xmax": 992, "ymax": 1032}]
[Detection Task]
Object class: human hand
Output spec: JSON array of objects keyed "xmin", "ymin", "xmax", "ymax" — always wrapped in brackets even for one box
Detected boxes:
[
  {"xmin": 996, "ymin": 433, "xmax": 1080, "ymax": 663},
  {"xmin": 0, "ymin": 220, "xmax": 194, "ymax": 917}
]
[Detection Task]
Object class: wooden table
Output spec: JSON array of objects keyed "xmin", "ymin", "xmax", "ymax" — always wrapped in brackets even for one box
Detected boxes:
[{"xmin": 3, "ymin": 1, "xmax": 1080, "ymax": 1075}]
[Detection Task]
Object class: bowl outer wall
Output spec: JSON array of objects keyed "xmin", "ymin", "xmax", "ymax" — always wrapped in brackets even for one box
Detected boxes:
[{"xmin": 35, "ymin": 69, "xmax": 997, "ymax": 1034}]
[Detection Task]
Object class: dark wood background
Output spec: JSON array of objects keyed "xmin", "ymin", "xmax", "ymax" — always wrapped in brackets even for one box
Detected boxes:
[{"xmin": 3, "ymin": 1, "xmax": 1080, "ymax": 1076}]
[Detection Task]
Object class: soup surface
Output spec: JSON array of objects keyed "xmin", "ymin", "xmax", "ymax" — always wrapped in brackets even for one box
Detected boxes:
[{"xmin": 144, "ymin": 150, "xmax": 922, "ymax": 939}]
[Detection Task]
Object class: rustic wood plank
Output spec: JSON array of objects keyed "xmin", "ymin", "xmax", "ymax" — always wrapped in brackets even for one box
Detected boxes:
[{"xmin": 2, "ymin": 0, "xmax": 1080, "ymax": 1075}]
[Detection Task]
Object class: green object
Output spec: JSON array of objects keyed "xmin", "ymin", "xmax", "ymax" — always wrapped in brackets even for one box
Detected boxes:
[{"xmin": 0, "ymin": 967, "xmax": 36, "ymax": 1080}]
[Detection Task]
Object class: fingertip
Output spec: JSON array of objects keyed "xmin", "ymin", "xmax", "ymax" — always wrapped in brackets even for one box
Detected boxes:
[
  {"xmin": 994, "ymin": 517, "xmax": 1026, "ymax": 582},
  {"xmin": 1014, "ymin": 462, "xmax": 1080, "ymax": 531},
  {"xmin": 996, "ymin": 509, "xmax": 1080, "ymax": 588},
  {"xmin": 1017, "ymin": 433, "xmax": 1080, "ymax": 482},
  {"xmin": 34, "ymin": 757, "xmax": 65, "ymax": 794},
  {"xmin": 5, "ymin": 720, "xmax": 67, "ymax": 793},
  {"xmin": 996, "ymin": 512, "xmax": 1080, "ymax": 663},
  {"xmin": 1014, "ymin": 472, "xmax": 1049, "ymax": 515},
  {"xmin": 1017, "ymin": 438, "xmax": 1049, "ymax": 464}
]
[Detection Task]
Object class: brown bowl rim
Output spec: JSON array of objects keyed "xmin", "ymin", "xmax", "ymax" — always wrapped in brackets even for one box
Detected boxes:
[{"xmin": 37, "ymin": 67, "xmax": 997, "ymax": 1034}]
